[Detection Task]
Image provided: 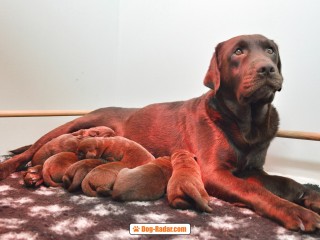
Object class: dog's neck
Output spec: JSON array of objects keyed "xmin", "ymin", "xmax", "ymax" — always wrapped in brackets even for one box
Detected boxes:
[{"xmin": 208, "ymin": 91, "xmax": 278, "ymax": 145}]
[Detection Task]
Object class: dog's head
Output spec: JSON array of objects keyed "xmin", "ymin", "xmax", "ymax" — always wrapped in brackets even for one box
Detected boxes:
[{"xmin": 204, "ymin": 34, "xmax": 283, "ymax": 105}]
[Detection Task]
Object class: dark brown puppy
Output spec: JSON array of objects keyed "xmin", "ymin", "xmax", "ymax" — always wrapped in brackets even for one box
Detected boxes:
[
  {"xmin": 42, "ymin": 152, "xmax": 78, "ymax": 187},
  {"xmin": 77, "ymin": 136, "xmax": 155, "ymax": 168},
  {"xmin": 112, "ymin": 156, "xmax": 172, "ymax": 201},
  {"xmin": 3, "ymin": 35, "xmax": 320, "ymax": 232},
  {"xmin": 81, "ymin": 162, "xmax": 126, "ymax": 197},
  {"xmin": 32, "ymin": 126, "xmax": 115, "ymax": 166},
  {"xmin": 167, "ymin": 150, "xmax": 212, "ymax": 212},
  {"xmin": 62, "ymin": 159, "xmax": 104, "ymax": 192}
]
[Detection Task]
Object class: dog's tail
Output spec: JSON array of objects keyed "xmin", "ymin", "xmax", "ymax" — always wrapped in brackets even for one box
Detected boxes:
[{"xmin": 9, "ymin": 145, "xmax": 32, "ymax": 155}]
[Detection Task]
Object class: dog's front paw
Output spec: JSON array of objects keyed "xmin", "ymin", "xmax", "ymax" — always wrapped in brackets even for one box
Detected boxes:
[{"xmin": 281, "ymin": 204, "xmax": 320, "ymax": 232}]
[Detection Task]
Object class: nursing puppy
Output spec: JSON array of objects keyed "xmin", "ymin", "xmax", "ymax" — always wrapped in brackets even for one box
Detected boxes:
[
  {"xmin": 77, "ymin": 136, "xmax": 155, "ymax": 168},
  {"xmin": 81, "ymin": 162, "xmax": 126, "ymax": 197},
  {"xmin": 32, "ymin": 126, "xmax": 115, "ymax": 166},
  {"xmin": 167, "ymin": 150, "xmax": 212, "ymax": 213},
  {"xmin": 62, "ymin": 159, "xmax": 104, "ymax": 192},
  {"xmin": 23, "ymin": 126, "xmax": 115, "ymax": 187},
  {"xmin": 112, "ymin": 156, "xmax": 172, "ymax": 201},
  {"xmin": 42, "ymin": 152, "xmax": 78, "ymax": 187},
  {"xmin": 80, "ymin": 137, "xmax": 155, "ymax": 197},
  {"xmin": 23, "ymin": 165, "xmax": 44, "ymax": 187}
]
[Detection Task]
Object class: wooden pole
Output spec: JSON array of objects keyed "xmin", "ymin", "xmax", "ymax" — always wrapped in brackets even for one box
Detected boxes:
[
  {"xmin": 0, "ymin": 110, "xmax": 90, "ymax": 117},
  {"xmin": 0, "ymin": 110, "xmax": 319, "ymax": 141},
  {"xmin": 276, "ymin": 130, "xmax": 320, "ymax": 141}
]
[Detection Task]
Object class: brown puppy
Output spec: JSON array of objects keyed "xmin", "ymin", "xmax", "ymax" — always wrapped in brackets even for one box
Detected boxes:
[
  {"xmin": 23, "ymin": 165, "xmax": 44, "ymax": 187},
  {"xmin": 81, "ymin": 162, "xmax": 126, "ymax": 197},
  {"xmin": 167, "ymin": 150, "xmax": 212, "ymax": 213},
  {"xmin": 77, "ymin": 136, "xmax": 155, "ymax": 168},
  {"xmin": 42, "ymin": 152, "xmax": 78, "ymax": 187},
  {"xmin": 32, "ymin": 126, "xmax": 115, "ymax": 166},
  {"xmin": 112, "ymin": 156, "xmax": 172, "ymax": 201},
  {"xmin": 22, "ymin": 126, "xmax": 115, "ymax": 188},
  {"xmin": 80, "ymin": 137, "xmax": 155, "ymax": 197},
  {"xmin": 62, "ymin": 159, "xmax": 104, "ymax": 192}
]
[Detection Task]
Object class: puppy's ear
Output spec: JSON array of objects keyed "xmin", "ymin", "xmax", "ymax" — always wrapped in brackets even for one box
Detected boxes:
[{"xmin": 204, "ymin": 45, "xmax": 221, "ymax": 94}]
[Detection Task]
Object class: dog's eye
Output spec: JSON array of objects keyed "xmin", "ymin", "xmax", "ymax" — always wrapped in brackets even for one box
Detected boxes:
[
  {"xmin": 266, "ymin": 47, "xmax": 274, "ymax": 54},
  {"xmin": 234, "ymin": 48, "xmax": 243, "ymax": 55}
]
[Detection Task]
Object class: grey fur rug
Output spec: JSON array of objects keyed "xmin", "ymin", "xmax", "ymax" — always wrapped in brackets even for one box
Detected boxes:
[{"xmin": 0, "ymin": 155, "xmax": 319, "ymax": 240}]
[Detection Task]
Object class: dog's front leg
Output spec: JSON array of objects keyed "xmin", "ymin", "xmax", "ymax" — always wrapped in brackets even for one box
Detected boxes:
[
  {"xmin": 203, "ymin": 169, "xmax": 320, "ymax": 232},
  {"xmin": 237, "ymin": 169, "xmax": 320, "ymax": 214}
]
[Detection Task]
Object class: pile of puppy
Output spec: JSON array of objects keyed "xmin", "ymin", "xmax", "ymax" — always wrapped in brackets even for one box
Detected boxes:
[{"xmin": 22, "ymin": 126, "xmax": 212, "ymax": 212}]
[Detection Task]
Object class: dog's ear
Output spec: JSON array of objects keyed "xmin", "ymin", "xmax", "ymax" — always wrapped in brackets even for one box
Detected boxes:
[
  {"xmin": 204, "ymin": 45, "xmax": 221, "ymax": 94},
  {"xmin": 277, "ymin": 52, "xmax": 282, "ymax": 75},
  {"xmin": 272, "ymin": 41, "xmax": 282, "ymax": 75}
]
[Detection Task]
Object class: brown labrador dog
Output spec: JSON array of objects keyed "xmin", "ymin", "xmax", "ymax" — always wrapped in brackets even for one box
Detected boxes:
[
  {"xmin": 42, "ymin": 152, "xmax": 78, "ymax": 187},
  {"xmin": 167, "ymin": 150, "xmax": 212, "ymax": 213},
  {"xmin": 62, "ymin": 159, "xmax": 104, "ymax": 192},
  {"xmin": 2, "ymin": 34, "xmax": 320, "ymax": 231},
  {"xmin": 112, "ymin": 156, "xmax": 172, "ymax": 202}
]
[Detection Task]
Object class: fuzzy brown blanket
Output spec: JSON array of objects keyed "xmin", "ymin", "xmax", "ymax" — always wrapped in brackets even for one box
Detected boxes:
[{"xmin": 0, "ymin": 155, "xmax": 319, "ymax": 240}]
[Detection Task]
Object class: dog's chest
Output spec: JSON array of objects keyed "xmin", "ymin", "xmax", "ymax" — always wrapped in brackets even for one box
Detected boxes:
[{"xmin": 229, "ymin": 143, "xmax": 268, "ymax": 172}]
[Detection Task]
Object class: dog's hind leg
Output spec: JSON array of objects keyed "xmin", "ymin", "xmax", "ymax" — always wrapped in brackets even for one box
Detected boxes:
[{"xmin": 0, "ymin": 111, "xmax": 107, "ymax": 180}]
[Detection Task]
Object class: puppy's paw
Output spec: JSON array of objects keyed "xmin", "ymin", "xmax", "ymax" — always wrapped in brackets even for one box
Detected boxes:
[
  {"xmin": 195, "ymin": 189, "xmax": 213, "ymax": 213},
  {"xmin": 169, "ymin": 197, "xmax": 193, "ymax": 210},
  {"xmin": 23, "ymin": 165, "xmax": 43, "ymax": 187},
  {"xmin": 195, "ymin": 199, "xmax": 213, "ymax": 213},
  {"xmin": 96, "ymin": 186, "xmax": 113, "ymax": 197}
]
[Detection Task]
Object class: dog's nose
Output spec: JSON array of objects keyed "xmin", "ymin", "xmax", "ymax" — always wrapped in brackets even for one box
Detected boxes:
[{"xmin": 256, "ymin": 64, "xmax": 275, "ymax": 76}]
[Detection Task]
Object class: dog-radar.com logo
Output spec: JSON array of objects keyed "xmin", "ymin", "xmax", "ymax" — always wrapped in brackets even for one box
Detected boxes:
[{"xmin": 130, "ymin": 223, "xmax": 190, "ymax": 235}]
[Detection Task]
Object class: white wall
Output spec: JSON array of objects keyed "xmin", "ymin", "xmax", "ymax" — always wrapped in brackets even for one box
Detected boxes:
[
  {"xmin": 0, "ymin": 0, "xmax": 319, "ymax": 182},
  {"xmin": 0, "ymin": 0, "xmax": 119, "ymax": 152}
]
